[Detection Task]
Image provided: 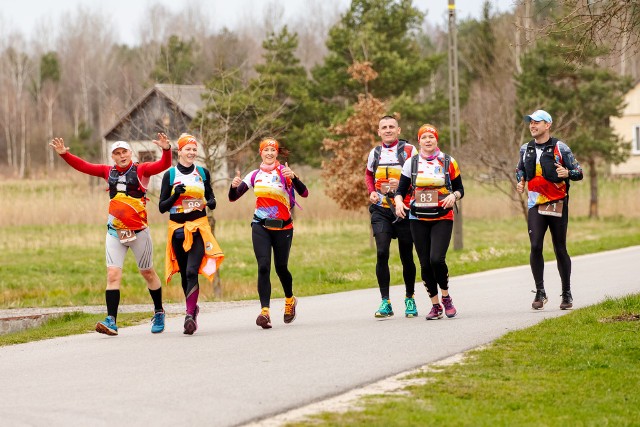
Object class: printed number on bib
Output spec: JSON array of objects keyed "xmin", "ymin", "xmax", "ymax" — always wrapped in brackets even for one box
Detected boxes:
[
  {"xmin": 414, "ymin": 189, "xmax": 439, "ymax": 208},
  {"xmin": 182, "ymin": 198, "xmax": 205, "ymax": 213},
  {"xmin": 117, "ymin": 229, "xmax": 137, "ymax": 243},
  {"xmin": 538, "ymin": 200, "xmax": 563, "ymax": 217},
  {"xmin": 379, "ymin": 182, "xmax": 391, "ymax": 194}
]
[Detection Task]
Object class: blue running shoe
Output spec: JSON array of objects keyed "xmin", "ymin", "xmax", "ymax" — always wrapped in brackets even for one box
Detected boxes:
[
  {"xmin": 404, "ymin": 297, "xmax": 418, "ymax": 318},
  {"xmin": 375, "ymin": 299, "xmax": 394, "ymax": 318},
  {"xmin": 151, "ymin": 310, "xmax": 165, "ymax": 334},
  {"xmin": 96, "ymin": 315, "xmax": 118, "ymax": 336}
]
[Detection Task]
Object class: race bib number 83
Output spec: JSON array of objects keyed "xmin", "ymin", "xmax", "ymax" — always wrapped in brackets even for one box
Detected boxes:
[{"xmin": 414, "ymin": 189, "xmax": 439, "ymax": 208}]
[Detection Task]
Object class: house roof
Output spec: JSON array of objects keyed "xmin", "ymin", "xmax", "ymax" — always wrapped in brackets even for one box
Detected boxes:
[{"xmin": 102, "ymin": 84, "xmax": 206, "ymax": 139}]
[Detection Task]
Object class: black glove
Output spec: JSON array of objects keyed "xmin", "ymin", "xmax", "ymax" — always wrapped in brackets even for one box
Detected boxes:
[
  {"xmin": 207, "ymin": 198, "xmax": 217, "ymax": 210},
  {"xmin": 173, "ymin": 183, "xmax": 186, "ymax": 195}
]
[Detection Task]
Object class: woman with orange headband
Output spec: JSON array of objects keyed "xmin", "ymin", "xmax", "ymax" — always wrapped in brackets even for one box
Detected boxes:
[
  {"xmin": 229, "ymin": 137, "xmax": 309, "ymax": 329},
  {"xmin": 393, "ymin": 124, "xmax": 464, "ymax": 320},
  {"xmin": 159, "ymin": 134, "xmax": 224, "ymax": 335}
]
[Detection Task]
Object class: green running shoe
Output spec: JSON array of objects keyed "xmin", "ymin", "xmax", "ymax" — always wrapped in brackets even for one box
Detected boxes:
[
  {"xmin": 404, "ymin": 297, "xmax": 418, "ymax": 317},
  {"xmin": 375, "ymin": 299, "xmax": 394, "ymax": 318}
]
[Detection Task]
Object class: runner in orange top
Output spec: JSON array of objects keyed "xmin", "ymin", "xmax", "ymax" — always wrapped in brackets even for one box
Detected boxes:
[
  {"xmin": 394, "ymin": 124, "xmax": 464, "ymax": 321},
  {"xmin": 159, "ymin": 134, "xmax": 223, "ymax": 335},
  {"xmin": 229, "ymin": 138, "xmax": 308, "ymax": 329},
  {"xmin": 49, "ymin": 134, "xmax": 172, "ymax": 336}
]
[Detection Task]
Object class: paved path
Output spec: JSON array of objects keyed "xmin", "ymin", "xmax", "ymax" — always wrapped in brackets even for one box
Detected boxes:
[{"xmin": 0, "ymin": 247, "xmax": 638, "ymax": 426}]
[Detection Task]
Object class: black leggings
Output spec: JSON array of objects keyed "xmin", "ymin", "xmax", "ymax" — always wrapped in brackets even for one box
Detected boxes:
[
  {"xmin": 374, "ymin": 232, "xmax": 416, "ymax": 299},
  {"xmin": 528, "ymin": 203, "xmax": 571, "ymax": 291},
  {"xmin": 410, "ymin": 219, "xmax": 453, "ymax": 298},
  {"xmin": 252, "ymin": 223, "xmax": 294, "ymax": 308},
  {"xmin": 171, "ymin": 229, "xmax": 204, "ymax": 298}
]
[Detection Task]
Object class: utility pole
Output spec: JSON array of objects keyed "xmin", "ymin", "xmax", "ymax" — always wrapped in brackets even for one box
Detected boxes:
[{"xmin": 448, "ymin": 0, "xmax": 463, "ymax": 250}]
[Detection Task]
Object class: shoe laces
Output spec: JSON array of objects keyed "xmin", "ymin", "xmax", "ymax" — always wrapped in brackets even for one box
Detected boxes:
[
  {"xmin": 284, "ymin": 298, "xmax": 296, "ymax": 315},
  {"xmin": 531, "ymin": 289, "xmax": 546, "ymax": 300},
  {"xmin": 152, "ymin": 312, "xmax": 164, "ymax": 325},
  {"xmin": 405, "ymin": 298, "xmax": 416, "ymax": 311}
]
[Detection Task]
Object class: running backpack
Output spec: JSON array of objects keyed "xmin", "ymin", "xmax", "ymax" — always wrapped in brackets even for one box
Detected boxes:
[
  {"xmin": 371, "ymin": 139, "xmax": 412, "ymax": 174},
  {"xmin": 168, "ymin": 165, "xmax": 206, "ymax": 185},
  {"xmin": 409, "ymin": 153, "xmax": 455, "ymax": 219}
]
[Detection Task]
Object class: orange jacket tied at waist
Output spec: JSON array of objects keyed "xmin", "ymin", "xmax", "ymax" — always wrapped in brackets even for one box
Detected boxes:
[{"xmin": 165, "ymin": 216, "xmax": 224, "ymax": 283}]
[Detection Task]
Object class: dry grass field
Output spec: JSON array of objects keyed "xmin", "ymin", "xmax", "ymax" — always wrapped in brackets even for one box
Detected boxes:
[{"xmin": 1, "ymin": 169, "xmax": 638, "ymax": 308}]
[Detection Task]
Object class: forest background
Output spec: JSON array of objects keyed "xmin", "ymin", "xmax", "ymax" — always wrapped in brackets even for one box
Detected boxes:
[{"xmin": 1, "ymin": 0, "xmax": 639, "ymax": 306}]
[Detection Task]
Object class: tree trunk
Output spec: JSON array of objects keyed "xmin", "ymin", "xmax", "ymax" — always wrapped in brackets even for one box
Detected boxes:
[
  {"xmin": 588, "ymin": 158, "xmax": 598, "ymax": 218},
  {"xmin": 46, "ymin": 99, "xmax": 55, "ymax": 170}
]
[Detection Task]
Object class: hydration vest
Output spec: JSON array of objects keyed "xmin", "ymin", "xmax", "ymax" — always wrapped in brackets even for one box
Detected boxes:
[
  {"xmin": 409, "ymin": 153, "xmax": 455, "ymax": 219},
  {"xmin": 371, "ymin": 139, "xmax": 412, "ymax": 173},
  {"xmin": 108, "ymin": 163, "xmax": 145, "ymax": 199},
  {"xmin": 523, "ymin": 138, "xmax": 563, "ymax": 183}
]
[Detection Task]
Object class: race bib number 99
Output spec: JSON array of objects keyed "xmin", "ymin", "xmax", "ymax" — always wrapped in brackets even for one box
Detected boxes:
[{"xmin": 182, "ymin": 198, "xmax": 205, "ymax": 213}]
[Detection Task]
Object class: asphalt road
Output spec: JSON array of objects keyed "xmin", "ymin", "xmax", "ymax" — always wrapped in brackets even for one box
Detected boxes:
[{"xmin": 0, "ymin": 247, "xmax": 638, "ymax": 426}]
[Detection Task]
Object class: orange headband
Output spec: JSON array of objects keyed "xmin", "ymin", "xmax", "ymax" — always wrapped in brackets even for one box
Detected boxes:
[
  {"xmin": 418, "ymin": 124, "xmax": 438, "ymax": 142},
  {"xmin": 177, "ymin": 134, "xmax": 198, "ymax": 150},
  {"xmin": 259, "ymin": 138, "xmax": 279, "ymax": 153}
]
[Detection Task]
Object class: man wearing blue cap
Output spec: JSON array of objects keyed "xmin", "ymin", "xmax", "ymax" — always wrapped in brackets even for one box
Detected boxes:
[{"xmin": 515, "ymin": 110, "xmax": 583, "ymax": 310}]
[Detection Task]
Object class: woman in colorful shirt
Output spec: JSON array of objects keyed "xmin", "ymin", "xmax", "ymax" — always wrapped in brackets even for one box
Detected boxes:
[
  {"xmin": 228, "ymin": 138, "xmax": 309, "ymax": 329},
  {"xmin": 394, "ymin": 124, "xmax": 464, "ymax": 320},
  {"xmin": 159, "ymin": 134, "xmax": 224, "ymax": 335}
]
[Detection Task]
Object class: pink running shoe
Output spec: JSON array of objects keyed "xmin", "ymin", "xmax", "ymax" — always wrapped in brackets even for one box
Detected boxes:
[
  {"xmin": 442, "ymin": 295, "xmax": 457, "ymax": 318},
  {"xmin": 426, "ymin": 304, "xmax": 443, "ymax": 320}
]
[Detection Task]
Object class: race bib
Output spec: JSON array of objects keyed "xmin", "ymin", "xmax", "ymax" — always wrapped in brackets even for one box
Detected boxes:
[
  {"xmin": 414, "ymin": 189, "xmax": 439, "ymax": 208},
  {"xmin": 538, "ymin": 200, "xmax": 564, "ymax": 217},
  {"xmin": 182, "ymin": 198, "xmax": 205, "ymax": 213},
  {"xmin": 117, "ymin": 229, "xmax": 137, "ymax": 243}
]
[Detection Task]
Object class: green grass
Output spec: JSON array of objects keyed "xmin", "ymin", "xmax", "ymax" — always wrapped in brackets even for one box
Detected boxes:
[
  {"xmin": 0, "ymin": 312, "xmax": 152, "ymax": 347},
  {"xmin": 294, "ymin": 293, "xmax": 640, "ymax": 426},
  {"xmin": 1, "ymin": 216, "xmax": 640, "ymax": 307}
]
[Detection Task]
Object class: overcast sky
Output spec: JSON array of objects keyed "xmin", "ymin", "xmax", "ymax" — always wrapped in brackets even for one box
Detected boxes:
[{"xmin": 0, "ymin": 0, "xmax": 517, "ymax": 46}]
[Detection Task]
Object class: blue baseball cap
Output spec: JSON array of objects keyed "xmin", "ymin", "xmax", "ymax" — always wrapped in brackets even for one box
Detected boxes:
[{"xmin": 524, "ymin": 110, "xmax": 552, "ymax": 123}]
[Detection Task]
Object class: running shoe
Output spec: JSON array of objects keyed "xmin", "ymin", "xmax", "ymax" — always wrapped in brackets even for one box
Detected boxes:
[
  {"xmin": 193, "ymin": 305, "xmax": 200, "ymax": 329},
  {"xmin": 284, "ymin": 297, "xmax": 297, "ymax": 324},
  {"xmin": 442, "ymin": 295, "xmax": 457, "ymax": 318},
  {"xmin": 183, "ymin": 314, "xmax": 197, "ymax": 335},
  {"xmin": 374, "ymin": 299, "xmax": 394, "ymax": 318},
  {"xmin": 151, "ymin": 310, "xmax": 165, "ymax": 334},
  {"xmin": 531, "ymin": 289, "xmax": 548, "ymax": 310},
  {"xmin": 560, "ymin": 291, "xmax": 573, "ymax": 310},
  {"xmin": 425, "ymin": 304, "xmax": 443, "ymax": 320},
  {"xmin": 404, "ymin": 296, "xmax": 418, "ymax": 318},
  {"xmin": 95, "ymin": 315, "xmax": 118, "ymax": 336},
  {"xmin": 256, "ymin": 308, "xmax": 272, "ymax": 329}
]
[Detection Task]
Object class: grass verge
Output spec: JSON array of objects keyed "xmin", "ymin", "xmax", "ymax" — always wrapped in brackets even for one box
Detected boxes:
[
  {"xmin": 0, "ymin": 312, "xmax": 151, "ymax": 347},
  {"xmin": 294, "ymin": 293, "xmax": 640, "ymax": 426}
]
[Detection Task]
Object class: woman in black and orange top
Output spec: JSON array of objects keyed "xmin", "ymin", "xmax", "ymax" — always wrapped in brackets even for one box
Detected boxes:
[
  {"xmin": 159, "ymin": 134, "xmax": 224, "ymax": 335},
  {"xmin": 229, "ymin": 138, "xmax": 309, "ymax": 329},
  {"xmin": 394, "ymin": 124, "xmax": 464, "ymax": 321}
]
